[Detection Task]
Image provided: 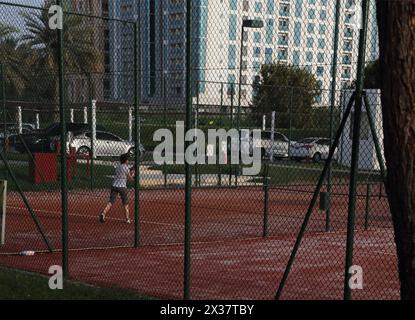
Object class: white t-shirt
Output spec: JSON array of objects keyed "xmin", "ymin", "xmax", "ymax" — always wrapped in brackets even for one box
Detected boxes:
[{"xmin": 112, "ymin": 163, "xmax": 130, "ymax": 188}]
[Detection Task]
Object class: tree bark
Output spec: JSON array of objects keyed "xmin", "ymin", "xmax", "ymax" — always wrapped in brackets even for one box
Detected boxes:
[{"xmin": 377, "ymin": 0, "xmax": 415, "ymax": 300}]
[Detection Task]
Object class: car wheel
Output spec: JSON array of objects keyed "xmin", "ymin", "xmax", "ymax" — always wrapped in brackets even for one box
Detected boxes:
[
  {"xmin": 129, "ymin": 147, "xmax": 140, "ymax": 158},
  {"xmin": 77, "ymin": 146, "xmax": 91, "ymax": 158},
  {"xmin": 312, "ymin": 153, "xmax": 322, "ymax": 163}
]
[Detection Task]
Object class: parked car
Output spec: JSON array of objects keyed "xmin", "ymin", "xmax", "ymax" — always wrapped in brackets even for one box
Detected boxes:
[
  {"xmin": 12, "ymin": 123, "xmax": 106, "ymax": 153},
  {"xmin": 2, "ymin": 125, "xmax": 36, "ymax": 147},
  {"xmin": 0, "ymin": 123, "xmax": 35, "ymax": 139},
  {"xmin": 289, "ymin": 137, "xmax": 337, "ymax": 163},
  {"xmin": 70, "ymin": 130, "xmax": 145, "ymax": 158},
  {"xmin": 261, "ymin": 131, "xmax": 294, "ymax": 159}
]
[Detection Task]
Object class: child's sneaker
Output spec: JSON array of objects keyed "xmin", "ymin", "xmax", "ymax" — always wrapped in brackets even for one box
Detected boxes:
[{"xmin": 99, "ymin": 213, "xmax": 105, "ymax": 223}]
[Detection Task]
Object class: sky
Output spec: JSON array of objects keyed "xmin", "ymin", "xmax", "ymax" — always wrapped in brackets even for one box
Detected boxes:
[{"xmin": 0, "ymin": 0, "xmax": 45, "ymax": 34}]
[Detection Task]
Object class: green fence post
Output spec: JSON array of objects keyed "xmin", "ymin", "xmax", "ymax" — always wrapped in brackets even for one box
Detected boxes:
[
  {"xmin": 236, "ymin": 99, "xmax": 240, "ymax": 188},
  {"xmin": 364, "ymin": 184, "xmax": 371, "ymax": 230},
  {"xmin": 218, "ymin": 82, "xmax": 224, "ymax": 186},
  {"xmin": 183, "ymin": 0, "xmax": 193, "ymax": 300},
  {"xmin": 326, "ymin": 0, "xmax": 342, "ymax": 233},
  {"xmin": 229, "ymin": 84, "xmax": 234, "ymax": 186},
  {"xmin": 1, "ymin": 64, "xmax": 7, "ymax": 181},
  {"xmin": 263, "ymin": 162, "xmax": 270, "ymax": 238},
  {"xmin": 88, "ymin": 74, "xmax": 94, "ymax": 190},
  {"xmin": 56, "ymin": 0, "xmax": 68, "ymax": 279},
  {"xmin": 195, "ymin": 82, "xmax": 199, "ymax": 187},
  {"xmin": 133, "ymin": 20, "xmax": 141, "ymax": 248},
  {"xmin": 163, "ymin": 74, "xmax": 167, "ymax": 188},
  {"xmin": 288, "ymin": 87, "xmax": 294, "ymax": 158},
  {"xmin": 343, "ymin": 0, "xmax": 370, "ymax": 301}
]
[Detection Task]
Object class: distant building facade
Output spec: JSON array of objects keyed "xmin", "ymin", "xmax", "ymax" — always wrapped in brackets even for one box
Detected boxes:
[{"xmin": 105, "ymin": 0, "xmax": 379, "ymax": 108}]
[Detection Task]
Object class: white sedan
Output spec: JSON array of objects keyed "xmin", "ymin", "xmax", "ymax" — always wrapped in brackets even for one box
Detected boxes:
[
  {"xmin": 289, "ymin": 138, "xmax": 337, "ymax": 163},
  {"xmin": 70, "ymin": 131, "xmax": 145, "ymax": 158},
  {"xmin": 261, "ymin": 131, "xmax": 294, "ymax": 159}
]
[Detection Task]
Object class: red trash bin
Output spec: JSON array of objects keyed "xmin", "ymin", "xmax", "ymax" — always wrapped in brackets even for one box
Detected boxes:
[{"xmin": 29, "ymin": 153, "xmax": 58, "ymax": 184}]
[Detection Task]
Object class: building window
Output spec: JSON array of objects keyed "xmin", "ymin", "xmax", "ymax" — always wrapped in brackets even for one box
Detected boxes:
[
  {"xmin": 308, "ymin": 9, "xmax": 316, "ymax": 19},
  {"xmin": 307, "ymin": 23, "xmax": 315, "ymax": 34},
  {"xmin": 294, "ymin": 22, "xmax": 301, "ymax": 47},
  {"xmin": 306, "ymin": 51, "xmax": 313, "ymax": 62},
  {"xmin": 229, "ymin": 14, "xmax": 237, "ymax": 41},
  {"xmin": 266, "ymin": 0, "xmax": 274, "ymax": 14},
  {"xmin": 229, "ymin": 0, "xmax": 237, "ymax": 10},
  {"xmin": 266, "ymin": 19, "xmax": 274, "ymax": 44},
  {"xmin": 255, "ymin": 2, "xmax": 262, "ymax": 13},
  {"xmin": 253, "ymin": 32, "xmax": 261, "ymax": 43},
  {"xmin": 292, "ymin": 50, "xmax": 300, "ymax": 65},
  {"xmin": 228, "ymin": 45, "xmax": 237, "ymax": 69},
  {"xmin": 265, "ymin": 48, "xmax": 273, "ymax": 64},
  {"xmin": 295, "ymin": 0, "xmax": 303, "ymax": 17},
  {"xmin": 316, "ymin": 66, "xmax": 324, "ymax": 77}
]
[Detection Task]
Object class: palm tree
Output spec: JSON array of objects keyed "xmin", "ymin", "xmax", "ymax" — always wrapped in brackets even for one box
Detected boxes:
[
  {"xmin": 21, "ymin": 0, "xmax": 101, "ymax": 104},
  {"xmin": 0, "ymin": 23, "xmax": 15, "ymax": 40},
  {"xmin": 0, "ymin": 22, "xmax": 27, "ymax": 98}
]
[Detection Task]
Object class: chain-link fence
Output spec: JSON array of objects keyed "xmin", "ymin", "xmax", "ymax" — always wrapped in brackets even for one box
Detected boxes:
[{"xmin": 0, "ymin": 0, "xmax": 398, "ymax": 300}]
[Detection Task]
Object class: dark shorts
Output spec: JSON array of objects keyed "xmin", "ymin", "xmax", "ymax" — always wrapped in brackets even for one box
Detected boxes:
[{"xmin": 109, "ymin": 187, "xmax": 129, "ymax": 205}]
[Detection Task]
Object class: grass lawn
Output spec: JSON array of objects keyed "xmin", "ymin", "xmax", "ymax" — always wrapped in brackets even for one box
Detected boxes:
[
  {"xmin": 1, "ymin": 155, "xmax": 382, "ymax": 192},
  {"xmin": 0, "ymin": 267, "xmax": 151, "ymax": 300},
  {"xmin": 149, "ymin": 161, "xmax": 382, "ymax": 187}
]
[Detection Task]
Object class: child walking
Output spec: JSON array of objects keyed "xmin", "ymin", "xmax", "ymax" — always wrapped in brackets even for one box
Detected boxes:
[{"xmin": 100, "ymin": 153, "xmax": 135, "ymax": 224}]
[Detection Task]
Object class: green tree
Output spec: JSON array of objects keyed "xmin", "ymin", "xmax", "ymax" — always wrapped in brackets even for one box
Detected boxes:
[
  {"xmin": 252, "ymin": 63, "xmax": 321, "ymax": 128},
  {"xmin": 347, "ymin": 59, "xmax": 380, "ymax": 90},
  {"xmin": 363, "ymin": 59, "xmax": 380, "ymax": 89},
  {"xmin": 21, "ymin": 0, "xmax": 101, "ymax": 103},
  {"xmin": 0, "ymin": 23, "xmax": 28, "ymax": 97}
]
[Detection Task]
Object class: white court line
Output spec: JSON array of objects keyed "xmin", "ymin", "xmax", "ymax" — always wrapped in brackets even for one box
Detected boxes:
[{"xmin": 7, "ymin": 206, "xmax": 183, "ymax": 228}]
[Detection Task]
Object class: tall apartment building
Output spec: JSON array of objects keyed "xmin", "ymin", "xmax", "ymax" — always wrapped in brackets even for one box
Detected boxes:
[
  {"xmin": 107, "ymin": 0, "xmax": 378, "ymax": 108},
  {"xmin": 197, "ymin": 0, "xmax": 379, "ymax": 107},
  {"xmin": 107, "ymin": 0, "xmax": 206, "ymax": 106}
]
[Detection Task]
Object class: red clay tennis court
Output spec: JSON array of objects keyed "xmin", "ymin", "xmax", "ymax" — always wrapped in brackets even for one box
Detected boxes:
[{"xmin": 0, "ymin": 184, "xmax": 399, "ymax": 299}]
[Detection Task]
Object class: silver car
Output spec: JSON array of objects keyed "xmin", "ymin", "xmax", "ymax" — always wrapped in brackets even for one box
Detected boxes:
[
  {"xmin": 289, "ymin": 137, "xmax": 337, "ymax": 163},
  {"xmin": 262, "ymin": 131, "xmax": 294, "ymax": 160},
  {"xmin": 70, "ymin": 131, "xmax": 145, "ymax": 158}
]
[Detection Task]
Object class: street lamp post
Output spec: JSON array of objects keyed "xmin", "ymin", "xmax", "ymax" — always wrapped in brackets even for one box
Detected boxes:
[{"xmin": 236, "ymin": 19, "xmax": 263, "ymax": 184}]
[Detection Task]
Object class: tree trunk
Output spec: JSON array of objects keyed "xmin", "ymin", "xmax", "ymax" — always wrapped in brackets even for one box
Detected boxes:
[{"xmin": 377, "ymin": 0, "xmax": 415, "ymax": 300}]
